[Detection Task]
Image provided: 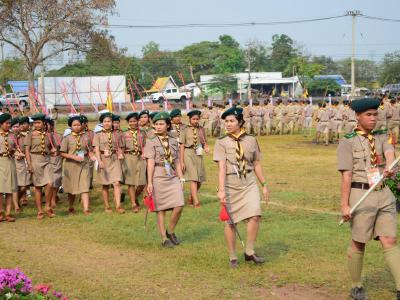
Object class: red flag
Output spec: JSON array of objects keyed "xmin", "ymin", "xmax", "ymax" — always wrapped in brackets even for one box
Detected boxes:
[
  {"xmin": 144, "ymin": 194, "xmax": 155, "ymax": 212},
  {"xmin": 219, "ymin": 205, "xmax": 229, "ymax": 221}
]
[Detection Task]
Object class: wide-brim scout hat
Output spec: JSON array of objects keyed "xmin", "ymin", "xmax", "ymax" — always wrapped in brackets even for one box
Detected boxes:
[
  {"xmin": 112, "ymin": 114, "xmax": 121, "ymax": 122},
  {"xmin": 31, "ymin": 113, "xmax": 46, "ymax": 122},
  {"xmin": 153, "ymin": 111, "xmax": 170, "ymax": 123},
  {"xmin": 221, "ymin": 107, "xmax": 243, "ymax": 120},
  {"xmin": 11, "ymin": 117, "xmax": 20, "ymax": 126},
  {"xmin": 0, "ymin": 113, "xmax": 12, "ymax": 124},
  {"xmin": 187, "ymin": 109, "xmax": 201, "ymax": 118},
  {"xmin": 170, "ymin": 108, "xmax": 181, "ymax": 119},
  {"xmin": 19, "ymin": 116, "xmax": 30, "ymax": 124},
  {"xmin": 350, "ymin": 98, "xmax": 380, "ymax": 113},
  {"xmin": 126, "ymin": 112, "xmax": 139, "ymax": 121},
  {"xmin": 149, "ymin": 111, "xmax": 159, "ymax": 121},
  {"xmin": 68, "ymin": 115, "xmax": 82, "ymax": 127},
  {"xmin": 139, "ymin": 110, "xmax": 150, "ymax": 117},
  {"xmin": 99, "ymin": 112, "xmax": 113, "ymax": 123}
]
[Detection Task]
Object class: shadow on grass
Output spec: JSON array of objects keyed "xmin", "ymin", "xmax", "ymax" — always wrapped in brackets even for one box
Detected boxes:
[{"xmin": 257, "ymin": 240, "xmax": 290, "ymax": 263}]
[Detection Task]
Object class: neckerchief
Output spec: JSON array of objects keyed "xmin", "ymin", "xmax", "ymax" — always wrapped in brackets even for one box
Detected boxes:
[
  {"xmin": 34, "ymin": 130, "xmax": 47, "ymax": 155},
  {"xmin": 102, "ymin": 129, "xmax": 113, "ymax": 151},
  {"xmin": 129, "ymin": 128, "xmax": 140, "ymax": 155},
  {"xmin": 71, "ymin": 132, "xmax": 82, "ymax": 152},
  {"xmin": 0, "ymin": 131, "xmax": 10, "ymax": 157},
  {"xmin": 189, "ymin": 125, "xmax": 198, "ymax": 148},
  {"xmin": 354, "ymin": 128, "xmax": 377, "ymax": 167},
  {"xmin": 157, "ymin": 134, "xmax": 174, "ymax": 166},
  {"xmin": 227, "ymin": 129, "xmax": 247, "ymax": 178}
]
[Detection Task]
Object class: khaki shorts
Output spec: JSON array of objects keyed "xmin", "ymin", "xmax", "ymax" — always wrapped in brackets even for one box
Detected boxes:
[{"xmin": 349, "ymin": 186, "xmax": 397, "ymax": 243}]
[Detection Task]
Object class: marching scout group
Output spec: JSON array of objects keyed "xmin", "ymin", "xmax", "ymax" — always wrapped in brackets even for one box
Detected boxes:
[{"xmin": 0, "ymin": 97, "xmax": 399, "ymax": 299}]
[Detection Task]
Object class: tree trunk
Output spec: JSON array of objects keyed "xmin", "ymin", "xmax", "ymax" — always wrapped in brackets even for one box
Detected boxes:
[{"xmin": 28, "ymin": 68, "xmax": 36, "ymax": 114}]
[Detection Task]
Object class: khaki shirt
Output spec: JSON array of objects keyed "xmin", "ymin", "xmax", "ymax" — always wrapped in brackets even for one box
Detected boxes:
[
  {"xmin": 213, "ymin": 134, "xmax": 262, "ymax": 175},
  {"xmin": 317, "ymin": 109, "xmax": 330, "ymax": 122},
  {"xmin": 0, "ymin": 132, "xmax": 17, "ymax": 155},
  {"xmin": 143, "ymin": 135, "xmax": 180, "ymax": 164},
  {"xmin": 179, "ymin": 126, "xmax": 206, "ymax": 148},
  {"xmin": 93, "ymin": 130, "xmax": 121, "ymax": 152},
  {"xmin": 377, "ymin": 105, "xmax": 389, "ymax": 121},
  {"xmin": 60, "ymin": 132, "xmax": 92, "ymax": 155},
  {"xmin": 170, "ymin": 123, "xmax": 186, "ymax": 140},
  {"xmin": 25, "ymin": 130, "xmax": 52, "ymax": 154},
  {"xmin": 337, "ymin": 132, "xmax": 394, "ymax": 183},
  {"xmin": 389, "ymin": 104, "xmax": 400, "ymax": 121},
  {"xmin": 122, "ymin": 129, "xmax": 145, "ymax": 154},
  {"xmin": 304, "ymin": 105, "xmax": 313, "ymax": 117}
]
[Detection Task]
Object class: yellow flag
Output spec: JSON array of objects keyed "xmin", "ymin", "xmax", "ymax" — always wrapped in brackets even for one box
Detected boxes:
[
  {"xmin": 272, "ymin": 87, "xmax": 276, "ymax": 96},
  {"xmin": 302, "ymin": 88, "xmax": 309, "ymax": 99},
  {"xmin": 280, "ymin": 89, "xmax": 287, "ymax": 97},
  {"xmin": 106, "ymin": 91, "xmax": 113, "ymax": 113}
]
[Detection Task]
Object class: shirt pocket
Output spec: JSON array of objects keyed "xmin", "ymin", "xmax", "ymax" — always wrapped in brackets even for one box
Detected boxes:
[
  {"xmin": 244, "ymin": 148, "xmax": 255, "ymax": 162},
  {"xmin": 155, "ymin": 145, "xmax": 165, "ymax": 160},
  {"xmin": 352, "ymin": 149, "xmax": 367, "ymax": 171},
  {"xmin": 226, "ymin": 148, "xmax": 238, "ymax": 165}
]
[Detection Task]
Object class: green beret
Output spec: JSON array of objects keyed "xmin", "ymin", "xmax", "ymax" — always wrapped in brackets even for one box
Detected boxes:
[
  {"xmin": 149, "ymin": 111, "xmax": 159, "ymax": 121},
  {"xmin": 350, "ymin": 98, "xmax": 380, "ymax": 113},
  {"xmin": 0, "ymin": 113, "xmax": 11, "ymax": 124},
  {"xmin": 139, "ymin": 110, "xmax": 150, "ymax": 117},
  {"xmin": 126, "ymin": 112, "xmax": 139, "ymax": 121},
  {"xmin": 99, "ymin": 112, "xmax": 113, "ymax": 123},
  {"xmin": 187, "ymin": 110, "xmax": 201, "ymax": 118},
  {"xmin": 112, "ymin": 114, "xmax": 121, "ymax": 122},
  {"xmin": 10, "ymin": 117, "xmax": 19, "ymax": 126},
  {"xmin": 31, "ymin": 113, "xmax": 46, "ymax": 122},
  {"xmin": 80, "ymin": 115, "xmax": 88, "ymax": 123},
  {"xmin": 153, "ymin": 111, "xmax": 170, "ymax": 123},
  {"xmin": 19, "ymin": 116, "xmax": 30, "ymax": 124},
  {"xmin": 68, "ymin": 115, "xmax": 82, "ymax": 127},
  {"xmin": 221, "ymin": 107, "xmax": 243, "ymax": 120},
  {"xmin": 170, "ymin": 108, "xmax": 181, "ymax": 118}
]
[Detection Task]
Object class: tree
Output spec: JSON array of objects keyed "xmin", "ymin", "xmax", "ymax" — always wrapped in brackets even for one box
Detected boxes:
[
  {"xmin": 269, "ymin": 34, "xmax": 298, "ymax": 73},
  {"xmin": 0, "ymin": 0, "xmax": 115, "ymax": 109},
  {"xmin": 0, "ymin": 58, "xmax": 28, "ymax": 83},
  {"xmin": 311, "ymin": 55, "xmax": 339, "ymax": 74},
  {"xmin": 380, "ymin": 51, "xmax": 400, "ymax": 85},
  {"xmin": 336, "ymin": 58, "xmax": 378, "ymax": 88},
  {"xmin": 285, "ymin": 56, "xmax": 325, "ymax": 89},
  {"xmin": 307, "ymin": 79, "xmax": 341, "ymax": 97},
  {"xmin": 246, "ymin": 40, "xmax": 270, "ymax": 72},
  {"xmin": 141, "ymin": 41, "xmax": 160, "ymax": 57},
  {"xmin": 207, "ymin": 74, "xmax": 237, "ymax": 101}
]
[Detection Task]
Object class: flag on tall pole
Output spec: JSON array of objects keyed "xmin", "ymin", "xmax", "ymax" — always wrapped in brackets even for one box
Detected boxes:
[{"xmin": 106, "ymin": 80, "xmax": 113, "ymax": 113}]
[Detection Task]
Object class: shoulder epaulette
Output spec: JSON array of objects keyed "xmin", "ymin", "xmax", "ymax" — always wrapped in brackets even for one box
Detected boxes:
[
  {"xmin": 372, "ymin": 129, "xmax": 388, "ymax": 135},
  {"xmin": 344, "ymin": 132, "xmax": 357, "ymax": 139}
]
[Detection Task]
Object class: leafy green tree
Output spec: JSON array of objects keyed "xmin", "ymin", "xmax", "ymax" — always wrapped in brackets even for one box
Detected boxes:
[
  {"xmin": 307, "ymin": 79, "xmax": 341, "ymax": 96},
  {"xmin": 285, "ymin": 56, "xmax": 325, "ymax": 89},
  {"xmin": 246, "ymin": 40, "xmax": 270, "ymax": 72},
  {"xmin": 311, "ymin": 56, "xmax": 339, "ymax": 74},
  {"xmin": 206, "ymin": 73, "xmax": 237, "ymax": 101},
  {"xmin": 380, "ymin": 51, "xmax": 400, "ymax": 85},
  {"xmin": 0, "ymin": 58, "xmax": 28, "ymax": 84},
  {"xmin": 269, "ymin": 34, "xmax": 298, "ymax": 73},
  {"xmin": 336, "ymin": 58, "xmax": 378, "ymax": 88}
]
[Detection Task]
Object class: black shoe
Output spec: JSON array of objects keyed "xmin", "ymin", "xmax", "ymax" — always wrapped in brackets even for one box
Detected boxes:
[
  {"xmin": 229, "ymin": 259, "xmax": 238, "ymax": 268},
  {"xmin": 397, "ymin": 290, "xmax": 400, "ymax": 300},
  {"xmin": 244, "ymin": 253, "xmax": 265, "ymax": 264},
  {"xmin": 166, "ymin": 231, "xmax": 180, "ymax": 245},
  {"xmin": 162, "ymin": 239, "xmax": 174, "ymax": 248},
  {"xmin": 350, "ymin": 287, "xmax": 367, "ymax": 300},
  {"xmin": 121, "ymin": 193, "xmax": 126, "ymax": 203}
]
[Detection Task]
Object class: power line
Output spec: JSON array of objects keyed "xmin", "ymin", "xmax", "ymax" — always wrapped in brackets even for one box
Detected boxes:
[{"xmin": 361, "ymin": 15, "xmax": 400, "ymax": 23}]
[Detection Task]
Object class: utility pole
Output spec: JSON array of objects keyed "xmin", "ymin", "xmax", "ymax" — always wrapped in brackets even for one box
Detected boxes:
[
  {"xmin": 246, "ymin": 45, "xmax": 251, "ymax": 104},
  {"xmin": 1, "ymin": 42, "xmax": 4, "ymax": 86},
  {"xmin": 346, "ymin": 10, "xmax": 361, "ymax": 98}
]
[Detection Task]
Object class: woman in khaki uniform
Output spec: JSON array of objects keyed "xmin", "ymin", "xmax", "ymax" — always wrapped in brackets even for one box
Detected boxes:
[
  {"xmin": 10, "ymin": 117, "xmax": 22, "ymax": 213},
  {"xmin": 139, "ymin": 110, "xmax": 155, "ymax": 139},
  {"xmin": 122, "ymin": 112, "xmax": 146, "ymax": 213},
  {"xmin": 93, "ymin": 112, "xmax": 125, "ymax": 213},
  {"xmin": 170, "ymin": 109, "xmax": 185, "ymax": 143},
  {"xmin": 179, "ymin": 110, "xmax": 209, "ymax": 207},
  {"xmin": 45, "ymin": 117, "xmax": 62, "ymax": 209},
  {"xmin": 214, "ymin": 107, "xmax": 269, "ymax": 268},
  {"xmin": 60, "ymin": 115, "xmax": 93, "ymax": 215},
  {"xmin": 144, "ymin": 112, "xmax": 185, "ymax": 248},
  {"xmin": 81, "ymin": 115, "xmax": 95, "ymax": 189},
  {"xmin": 25, "ymin": 113, "xmax": 55, "ymax": 219},
  {"xmin": 0, "ymin": 113, "xmax": 18, "ymax": 222},
  {"xmin": 15, "ymin": 116, "xmax": 32, "ymax": 206}
]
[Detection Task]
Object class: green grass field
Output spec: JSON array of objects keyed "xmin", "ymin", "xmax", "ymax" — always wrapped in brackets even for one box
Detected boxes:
[{"xmin": 0, "ymin": 127, "xmax": 399, "ymax": 299}]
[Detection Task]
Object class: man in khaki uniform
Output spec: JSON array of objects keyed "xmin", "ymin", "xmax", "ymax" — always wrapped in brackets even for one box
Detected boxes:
[
  {"xmin": 250, "ymin": 102, "xmax": 263, "ymax": 136},
  {"xmin": 303, "ymin": 100, "xmax": 313, "ymax": 136},
  {"xmin": 200, "ymin": 105, "xmax": 211, "ymax": 136},
  {"xmin": 263, "ymin": 101, "xmax": 274, "ymax": 136},
  {"xmin": 388, "ymin": 99, "xmax": 400, "ymax": 143},
  {"xmin": 343, "ymin": 100, "xmax": 357, "ymax": 134},
  {"xmin": 375, "ymin": 100, "xmax": 389, "ymax": 130},
  {"xmin": 337, "ymin": 98, "xmax": 400, "ymax": 300},
  {"xmin": 243, "ymin": 104, "xmax": 252, "ymax": 134},
  {"xmin": 315, "ymin": 102, "xmax": 330, "ymax": 145},
  {"xmin": 274, "ymin": 99, "xmax": 286, "ymax": 135}
]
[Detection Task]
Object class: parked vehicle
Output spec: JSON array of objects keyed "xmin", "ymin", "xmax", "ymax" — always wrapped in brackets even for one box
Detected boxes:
[{"xmin": 149, "ymin": 88, "xmax": 190, "ymax": 103}]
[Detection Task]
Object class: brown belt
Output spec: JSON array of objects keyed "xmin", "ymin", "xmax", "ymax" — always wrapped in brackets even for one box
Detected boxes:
[
  {"xmin": 351, "ymin": 182, "xmax": 385, "ymax": 191},
  {"xmin": 124, "ymin": 151, "xmax": 140, "ymax": 155},
  {"xmin": 30, "ymin": 152, "xmax": 48, "ymax": 156},
  {"xmin": 100, "ymin": 150, "xmax": 116, "ymax": 154},
  {"xmin": 155, "ymin": 162, "xmax": 166, "ymax": 167}
]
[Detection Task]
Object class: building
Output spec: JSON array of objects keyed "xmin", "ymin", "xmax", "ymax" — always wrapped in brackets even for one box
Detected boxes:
[
  {"xmin": 200, "ymin": 72, "xmax": 301, "ymax": 99},
  {"xmin": 313, "ymin": 75, "xmax": 351, "ymax": 96},
  {"xmin": 146, "ymin": 76, "xmax": 178, "ymax": 93}
]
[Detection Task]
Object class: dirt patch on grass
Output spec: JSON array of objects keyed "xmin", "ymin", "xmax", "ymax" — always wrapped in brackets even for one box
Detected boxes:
[{"xmin": 270, "ymin": 284, "xmax": 344, "ymax": 300}]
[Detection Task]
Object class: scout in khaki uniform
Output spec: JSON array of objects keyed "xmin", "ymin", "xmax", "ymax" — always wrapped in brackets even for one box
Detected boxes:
[
  {"xmin": 0, "ymin": 113, "xmax": 18, "ymax": 222},
  {"xmin": 388, "ymin": 99, "xmax": 400, "ymax": 143},
  {"xmin": 25, "ymin": 113, "xmax": 55, "ymax": 219},
  {"xmin": 214, "ymin": 107, "xmax": 269, "ymax": 268},
  {"xmin": 139, "ymin": 110, "xmax": 155, "ymax": 139},
  {"xmin": 179, "ymin": 110, "xmax": 209, "ymax": 207},
  {"xmin": 285, "ymin": 100, "xmax": 297, "ymax": 135},
  {"xmin": 81, "ymin": 115, "xmax": 94, "ymax": 189},
  {"xmin": 122, "ymin": 112, "xmax": 146, "ymax": 213},
  {"xmin": 375, "ymin": 99, "xmax": 389, "ymax": 130},
  {"xmin": 343, "ymin": 100, "xmax": 357, "ymax": 134},
  {"xmin": 15, "ymin": 116, "xmax": 32, "ymax": 207},
  {"xmin": 93, "ymin": 112, "xmax": 125, "ymax": 214},
  {"xmin": 60, "ymin": 115, "xmax": 94, "ymax": 215},
  {"xmin": 144, "ymin": 112, "xmax": 185, "ymax": 248},
  {"xmin": 273, "ymin": 99, "xmax": 286, "ymax": 135},
  {"xmin": 263, "ymin": 101, "xmax": 274, "ymax": 136},
  {"xmin": 200, "ymin": 105, "xmax": 210, "ymax": 136},
  {"xmin": 170, "ymin": 109, "xmax": 185, "ymax": 143},
  {"xmin": 10, "ymin": 117, "xmax": 22, "ymax": 213},
  {"xmin": 338, "ymin": 98, "xmax": 400, "ymax": 300},
  {"xmin": 45, "ymin": 117, "xmax": 62, "ymax": 209},
  {"xmin": 315, "ymin": 102, "xmax": 330, "ymax": 146},
  {"xmin": 303, "ymin": 100, "xmax": 313, "ymax": 136}
]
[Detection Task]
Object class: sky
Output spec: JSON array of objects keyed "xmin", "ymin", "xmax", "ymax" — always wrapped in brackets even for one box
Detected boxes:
[{"xmin": 104, "ymin": 0, "xmax": 400, "ymax": 61}]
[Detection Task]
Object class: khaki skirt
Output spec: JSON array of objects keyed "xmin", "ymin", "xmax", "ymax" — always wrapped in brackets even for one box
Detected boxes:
[
  {"xmin": 183, "ymin": 148, "xmax": 206, "ymax": 182},
  {"xmin": 15, "ymin": 158, "xmax": 32, "ymax": 187},
  {"xmin": 0, "ymin": 157, "xmax": 18, "ymax": 194},
  {"xmin": 122, "ymin": 154, "xmax": 146, "ymax": 186},
  {"xmin": 31, "ymin": 154, "xmax": 51, "ymax": 187},
  {"xmin": 151, "ymin": 166, "xmax": 184, "ymax": 212},
  {"xmin": 63, "ymin": 158, "xmax": 91, "ymax": 195},
  {"xmin": 225, "ymin": 171, "xmax": 261, "ymax": 224},
  {"xmin": 49, "ymin": 156, "xmax": 63, "ymax": 188},
  {"xmin": 96, "ymin": 154, "xmax": 123, "ymax": 185}
]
